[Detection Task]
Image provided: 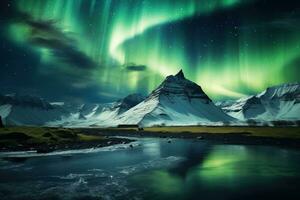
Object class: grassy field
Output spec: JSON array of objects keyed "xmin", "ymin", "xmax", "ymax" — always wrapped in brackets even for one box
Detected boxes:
[
  {"xmin": 1, "ymin": 126, "xmax": 300, "ymax": 152},
  {"xmin": 143, "ymin": 126, "xmax": 300, "ymax": 139},
  {"xmin": 0, "ymin": 126, "xmax": 104, "ymax": 145},
  {"xmin": 96, "ymin": 126, "xmax": 300, "ymax": 139},
  {"xmin": 0, "ymin": 127, "xmax": 132, "ymax": 152}
]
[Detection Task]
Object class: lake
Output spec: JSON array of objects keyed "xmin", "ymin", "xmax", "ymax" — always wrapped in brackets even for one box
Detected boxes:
[{"xmin": 1, "ymin": 137, "xmax": 300, "ymax": 200}]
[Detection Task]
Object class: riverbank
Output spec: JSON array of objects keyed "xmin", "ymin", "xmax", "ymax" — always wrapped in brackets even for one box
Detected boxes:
[
  {"xmin": 0, "ymin": 127, "xmax": 133, "ymax": 153},
  {"xmin": 1, "ymin": 126, "xmax": 300, "ymax": 152},
  {"xmin": 79, "ymin": 126, "xmax": 300, "ymax": 148}
]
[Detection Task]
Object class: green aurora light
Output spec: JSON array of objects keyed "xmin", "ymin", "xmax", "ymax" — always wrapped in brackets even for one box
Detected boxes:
[{"xmin": 5, "ymin": 0, "xmax": 300, "ymax": 100}]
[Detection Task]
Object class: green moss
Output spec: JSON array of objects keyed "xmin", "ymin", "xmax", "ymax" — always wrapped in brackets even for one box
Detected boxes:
[
  {"xmin": 0, "ymin": 127, "xmax": 104, "ymax": 148},
  {"xmin": 144, "ymin": 126, "xmax": 300, "ymax": 139}
]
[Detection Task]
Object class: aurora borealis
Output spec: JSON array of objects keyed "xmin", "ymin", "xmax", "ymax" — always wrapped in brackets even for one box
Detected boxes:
[{"xmin": 1, "ymin": 0, "xmax": 300, "ymax": 102}]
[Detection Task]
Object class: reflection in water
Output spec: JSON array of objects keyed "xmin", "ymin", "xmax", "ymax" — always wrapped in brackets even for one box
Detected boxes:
[
  {"xmin": 133, "ymin": 144, "xmax": 300, "ymax": 200},
  {"xmin": 196, "ymin": 145, "xmax": 248, "ymax": 184},
  {"xmin": 167, "ymin": 142, "xmax": 211, "ymax": 177},
  {"xmin": 0, "ymin": 138, "xmax": 300, "ymax": 200}
]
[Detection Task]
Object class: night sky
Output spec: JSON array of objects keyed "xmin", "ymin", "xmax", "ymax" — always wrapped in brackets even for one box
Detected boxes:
[{"xmin": 1, "ymin": 0, "xmax": 300, "ymax": 103}]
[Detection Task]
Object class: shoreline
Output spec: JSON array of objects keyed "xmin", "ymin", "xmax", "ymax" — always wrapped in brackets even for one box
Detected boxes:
[
  {"xmin": 79, "ymin": 127, "xmax": 300, "ymax": 149},
  {"xmin": 0, "ymin": 127, "xmax": 134, "ymax": 153},
  {"xmin": 1, "ymin": 126, "xmax": 300, "ymax": 153},
  {"xmin": 0, "ymin": 137, "xmax": 134, "ymax": 153}
]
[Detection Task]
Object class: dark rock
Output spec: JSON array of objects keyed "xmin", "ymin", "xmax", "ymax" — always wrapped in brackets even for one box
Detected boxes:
[
  {"xmin": 0, "ymin": 116, "xmax": 3, "ymax": 128},
  {"xmin": 150, "ymin": 69, "xmax": 212, "ymax": 102},
  {"xmin": 114, "ymin": 93, "xmax": 146, "ymax": 114},
  {"xmin": 175, "ymin": 69, "xmax": 185, "ymax": 79}
]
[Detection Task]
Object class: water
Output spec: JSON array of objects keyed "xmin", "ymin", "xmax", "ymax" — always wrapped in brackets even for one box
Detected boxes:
[{"xmin": 0, "ymin": 137, "xmax": 300, "ymax": 200}]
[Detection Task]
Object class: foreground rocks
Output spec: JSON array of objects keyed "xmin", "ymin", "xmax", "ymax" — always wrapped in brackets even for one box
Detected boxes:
[
  {"xmin": 0, "ymin": 116, "xmax": 3, "ymax": 128},
  {"xmin": 0, "ymin": 127, "xmax": 134, "ymax": 153},
  {"xmin": 1, "ymin": 136, "xmax": 134, "ymax": 153}
]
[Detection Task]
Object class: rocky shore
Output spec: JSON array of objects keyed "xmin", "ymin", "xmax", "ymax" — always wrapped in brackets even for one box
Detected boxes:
[{"xmin": 0, "ymin": 127, "xmax": 134, "ymax": 153}]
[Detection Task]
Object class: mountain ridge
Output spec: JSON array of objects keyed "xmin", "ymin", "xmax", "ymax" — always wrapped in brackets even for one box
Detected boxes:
[
  {"xmin": 0, "ymin": 75, "xmax": 299, "ymax": 127},
  {"xmin": 112, "ymin": 70, "xmax": 234, "ymax": 126},
  {"xmin": 218, "ymin": 82, "xmax": 300, "ymax": 121}
]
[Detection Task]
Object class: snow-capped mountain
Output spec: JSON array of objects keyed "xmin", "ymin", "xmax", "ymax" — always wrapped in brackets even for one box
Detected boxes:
[
  {"xmin": 81, "ymin": 93, "xmax": 145, "ymax": 120},
  {"xmin": 218, "ymin": 83, "xmax": 300, "ymax": 121},
  {"xmin": 111, "ymin": 70, "xmax": 235, "ymax": 126},
  {"xmin": 0, "ymin": 94, "xmax": 70, "ymax": 126},
  {"xmin": 0, "ymin": 71, "xmax": 234, "ymax": 127},
  {"xmin": 110, "ymin": 93, "xmax": 146, "ymax": 115},
  {"xmin": 3, "ymin": 73, "xmax": 298, "ymax": 127},
  {"xmin": 0, "ymin": 93, "xmax": 146, "ymax": 127},
  {"xmin": 46, "ymin": 93, "xmax": 146, "ymax": 127}
]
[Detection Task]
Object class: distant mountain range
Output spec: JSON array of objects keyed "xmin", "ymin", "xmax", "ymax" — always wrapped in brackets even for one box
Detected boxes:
[
  {"xmin": 0, "ymin": 94, "xmax": 69, "ymax": 126},
  {"xmin": 0, "ymin": 71, "xmax": 299, "ymax": 127},
  {"xmin": 216, "ymin": 83, "xmax": 300, "ymax": 123}
]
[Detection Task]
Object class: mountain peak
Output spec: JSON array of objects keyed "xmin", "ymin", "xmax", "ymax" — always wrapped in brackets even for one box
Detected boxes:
[
  {"xmin": 148, "ymin": 69, "xmax": 212, "ymax": 103},
  {"xmin": 175, "ymin": 69, "xmax": 185, "ymax": 79},
  {"xmin": 121, "ymin": 93, "xmax": 145, "ymax": 105},
  {"xmin": 257, "ymin": 82, "xmax": 300, "ymax": 101},
  {"xmin": 114, "ymin": 93, "xmax": 145, "ymax": 114}
]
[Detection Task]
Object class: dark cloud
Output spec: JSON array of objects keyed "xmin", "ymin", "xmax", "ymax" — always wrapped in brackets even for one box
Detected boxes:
[
  {"xmin": 0, "ymin": 3, "xmax": 103, "ymax": 103},
  {"xmin": 27, "ymin": 20, "xmax": 97, "ymax": 69},
  {"xmin": 125, "ymin": 64, "xmax": 147, "ymax": 71},
  {"xmin": 27, "ymin": 20, "xmax": 60, "ymax": 34},
  {"xmin": 30, "ymin": 36, "xmax": 96, "ymax": 69},
  {"xmin": 7, "ymin": 6, "xmax": 97, "ymax": 70}
]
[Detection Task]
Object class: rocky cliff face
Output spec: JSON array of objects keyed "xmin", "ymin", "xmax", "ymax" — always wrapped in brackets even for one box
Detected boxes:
[
  {"xmin": 0, "ymin": 94, "xmax": 70, "ymax": 126},
  {"xmin": 0, "ymin": 94, "xmax": 54, "ymax": 110},
  {"xmin": 111, "ymin": 93, "xmax": 146, "ymax": 114},
  {"xmin": 218, "ymin": 82, "xmax": 300, "ymax": 121},
  {"xmin": 149, "ymin": 70, "xmax": 211, "ymax": 103},
  {"xmin": 0, "ymin": 116, "xmax": 3, "ymax": 128}
]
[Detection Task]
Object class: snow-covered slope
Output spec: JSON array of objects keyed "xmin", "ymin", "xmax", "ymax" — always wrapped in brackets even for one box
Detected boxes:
[
  {"xmin": 47, "ymin": 93, "xmax": 145, "ymax": 127},
  {"xmin": 111, "ymin": 70, "xmax": 235, "ymax": 127},
  {"xmin": 0, "ymin": 93, "xmax": 145, "ymax": 127},
  {"xmin": 218, "ymin": 83, "xmax": 300, "ymax": 121},
  {"xmin": 6, "ymin": 76, "xmax": 298, "ymax": 127},
  {"xmin": 0, "ymin": 94, "xmax": 70, "ymax": 126}
]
